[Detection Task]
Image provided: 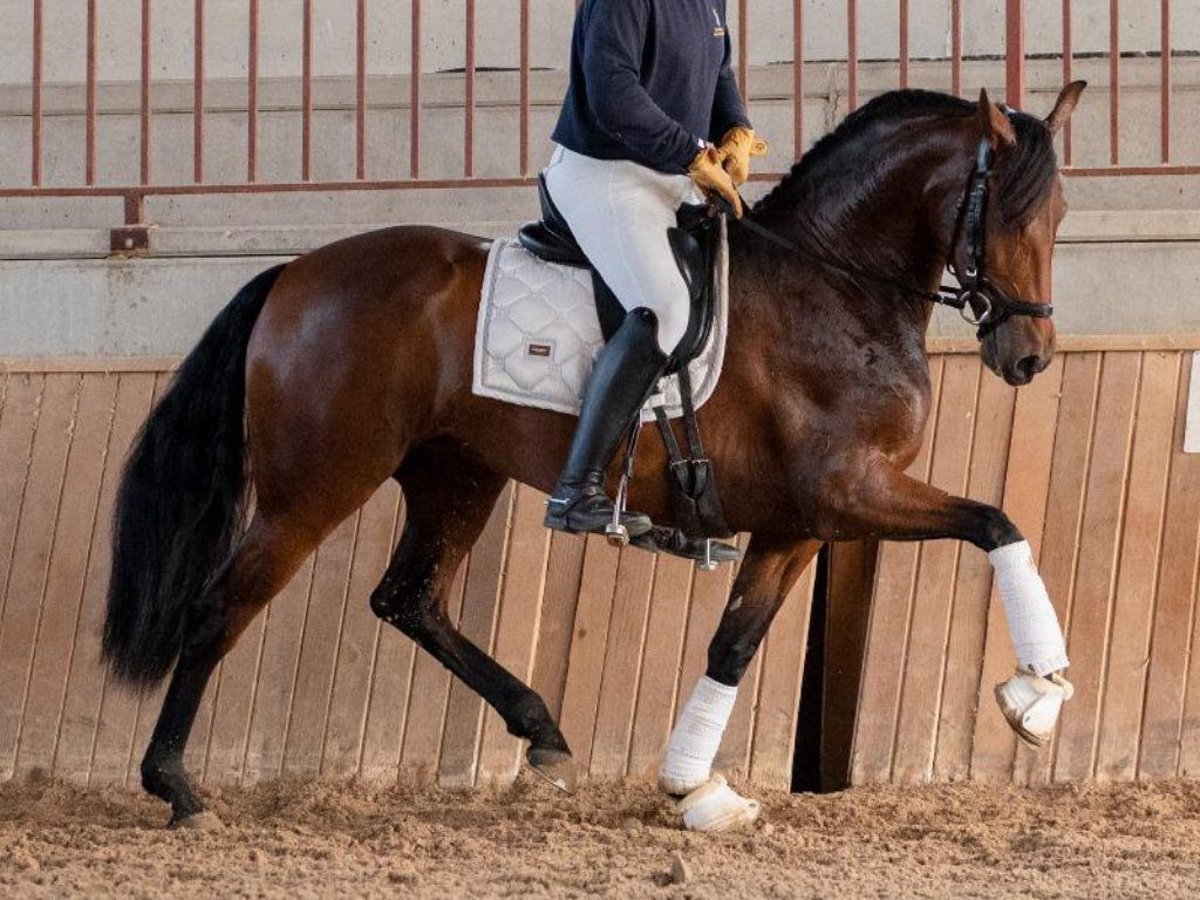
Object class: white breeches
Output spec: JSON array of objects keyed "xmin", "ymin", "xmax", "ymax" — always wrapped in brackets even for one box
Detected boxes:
[{"xmin": 542, "ymin": 144, "xmax": 701, "ymax": 355}]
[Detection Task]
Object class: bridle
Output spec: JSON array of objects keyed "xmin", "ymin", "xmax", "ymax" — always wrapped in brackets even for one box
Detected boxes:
[{"xmin": 718, "ymin": 136, "xmax": 1054, "ymax": 342}]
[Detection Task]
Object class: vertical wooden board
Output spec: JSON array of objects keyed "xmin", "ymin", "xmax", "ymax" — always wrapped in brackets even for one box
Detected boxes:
[
  {"xmin": 55, "ymin": 373, "xmax": 156, "ymax": 783},
  {"xmin": 393, "ymin": 552, "xmax": 464, "ymax": 782},
  {"xmin": 15, "ymin": 374, "xmax": 118, "ymax": 777},
  {"xmin": 626, "ymin": 554, "xmax": 694, "ymax": 780},
  {"xmin": 241, "ymin": 556, "xmax": 317, "ymax": 782},
  {"xmin": 750, "ymin": 565, "xmax": 816, "ymax": 790},
  {"xmin": 0, "ymin": 375, "xmax": 43, "ymax": 626},
  {"xmin": 1013, "ymin": 353, "xmax": 1101, "ymax": 786},
  {"xmin": 850, "ymin": 357, "xmax": 944, "ymax": 785},
  {"xmin": 1142, "ymin": 355, "xmax": 1200, "ymax": 779},
  {"xmin": 477, "ymin": 485, "xmax": 552, "ymax": 785},
  {"xmin": 892, "ymin": 356, "xmax": 979, "ymax": 783},
  {"xmin": 934, "ymin": 373, "xmax": 1017, "ymax": 781},
  {"xmin": 970, "ymin": 358, "xmax": 1063, "ymax": 782},
  {"xmin": 822, "ymin": 540, "xmax": 878, "ymax": 790},
  {"xmin": 1095, "ymin": 352, "xmax": 1180, "ymax": 781},
  {"xmin": 1053, "ymin": 352, "xmax": 1141, "ymax": 783},
  {"xmin": 436, "ymin": 484, "xmax": 514, "ymax": 788},
  {"xmin": 530, "ymin": 531, "xmax": 586, "ymax": 722},
  {"xmin": 202, "ymin": 614, "xmax": 268, "ymax": 785},
  {"xmin": 673, "ymin": 548, "xmax": 740, "ymax": 722},
  {"xmin": 586, "ymin": 548, "xmax": 657, "ymax": 781},
  {"xmin": 0, "ymin": 374, "xmax": 79, "ymax": 778},
  {"xmin": 557, "ymin": 535, "xmax": 621, "ymax": 775},
  {"xmin": 280, "ymin": 512, "xmax": 361, "ymax": 777},
  {"xmin": 320, "ymin": 482, "xmax": 402, "ymax": 778}
]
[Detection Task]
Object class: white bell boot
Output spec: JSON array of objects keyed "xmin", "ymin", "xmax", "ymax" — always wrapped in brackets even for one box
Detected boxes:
[
  {"xmin": 675, "ymin": 774, "xmax": 761, "ymax": 833},
  {"xmin": 995, "ymin": 668, "xmax": 1074, "ymax": 747}
]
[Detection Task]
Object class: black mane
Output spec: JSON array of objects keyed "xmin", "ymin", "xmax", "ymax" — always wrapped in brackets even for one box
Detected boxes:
[{"xmin": 753, "ymin": 89, "xmax": 1058, "ymax": 229}]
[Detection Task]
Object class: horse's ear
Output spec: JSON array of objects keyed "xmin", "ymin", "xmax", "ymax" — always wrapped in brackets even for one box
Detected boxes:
[
  {"xmin": 978, "ymin": 88, "xmax": 1017, "ymax": 148},
  {"xmin": 1045, "ymin": 80, "xmax": 1087, "ymax": 134}
]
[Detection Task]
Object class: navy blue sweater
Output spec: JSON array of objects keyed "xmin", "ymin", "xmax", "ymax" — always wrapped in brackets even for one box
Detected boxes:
[{"xmin": 551, "ymin": 0, "xmax": 751, "ymax": 175}]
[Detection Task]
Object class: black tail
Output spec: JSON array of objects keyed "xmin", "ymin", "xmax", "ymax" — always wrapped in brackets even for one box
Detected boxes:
[{"xmin": 102, "ymin": 264, "xmax": 286, "ymax": 689}]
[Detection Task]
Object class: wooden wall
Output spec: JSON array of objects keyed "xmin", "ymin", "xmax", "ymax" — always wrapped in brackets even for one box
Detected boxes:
[
  {"xmin": 1, "ymin": 346, "xmax": 1196, "ymax": 792},
  {"xmin": 845, "ymin": 348, "xmax": 1200, "ymax": 785},
  {"xmin": 0, "ymin": 365, "xmax": 810, "ymax": 790}
]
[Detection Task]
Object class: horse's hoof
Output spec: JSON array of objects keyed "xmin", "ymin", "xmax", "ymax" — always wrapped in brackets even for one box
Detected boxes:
[
  {"xmin": 995, "ymin": 669, "xmax": 1074, "ymax": 748},
  {"xmin": 675, "ymin": 775, "xmax": 760, "ymax": 833},
  {"xmin": 170, "ymin": 810, "xmax": 225, "ymax": 831},
  {"xmin": 526, "ymin": 747, "xmax": 577, "ymax": 793}
]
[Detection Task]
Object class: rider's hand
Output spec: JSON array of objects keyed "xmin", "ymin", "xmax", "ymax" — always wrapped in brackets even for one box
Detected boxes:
[
  {"xmin": 688, "ymin": 146, "xmax": 743, "ymax": 218},
  {"xmin": 717, "ymin": 126, "xmax": 770, "ymax": 186}
]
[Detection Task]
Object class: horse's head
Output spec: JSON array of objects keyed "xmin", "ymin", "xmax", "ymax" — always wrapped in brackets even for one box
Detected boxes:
[{"xmin": 960, "ymin": 82, "xmax": 1085, "ymax": 386}]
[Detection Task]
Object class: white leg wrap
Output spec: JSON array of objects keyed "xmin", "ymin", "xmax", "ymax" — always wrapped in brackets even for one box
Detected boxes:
[
  {"xmin": 989, "ymin": 540, "xmax": 1069, "ymax": 676},
  {"xmin": 658, "ymin": 677, "xmax": 737, "ymax": 795}
]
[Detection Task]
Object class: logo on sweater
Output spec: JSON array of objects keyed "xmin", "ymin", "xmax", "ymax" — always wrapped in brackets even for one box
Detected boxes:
[{"xmin": 711, "ymin": 7, "xmax": 726, "ymax": 37}]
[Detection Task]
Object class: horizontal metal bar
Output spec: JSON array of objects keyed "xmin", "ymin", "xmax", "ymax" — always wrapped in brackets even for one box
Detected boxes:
[{"xmin": 0, "ymin": 177, "xmax": 539, "ymax": 200}]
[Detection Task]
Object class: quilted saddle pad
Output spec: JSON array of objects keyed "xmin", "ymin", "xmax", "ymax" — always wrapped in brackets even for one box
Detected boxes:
[{"xmin": 472, "ymin": 221, "xmax": 728, "ymax": 421}]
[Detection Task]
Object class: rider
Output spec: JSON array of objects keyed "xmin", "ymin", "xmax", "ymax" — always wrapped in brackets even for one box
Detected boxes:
[{"xmin": 542, "ymin": 0, "xmax": 767, "ymax": 537}]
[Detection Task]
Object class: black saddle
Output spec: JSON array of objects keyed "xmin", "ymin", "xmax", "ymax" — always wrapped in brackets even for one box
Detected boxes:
[
  {"xmin": 516, "ymin": 174, "xmax": 736, "ymax": 566},
  {"xmin": 518, "ymin": 174, "xmax": 719, "ymax": 374}
]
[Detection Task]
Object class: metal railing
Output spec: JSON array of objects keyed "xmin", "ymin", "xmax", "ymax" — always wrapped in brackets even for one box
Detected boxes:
[{"xmin": 2, "ymin": 0, "xmax": 1196, "ymax": 230}]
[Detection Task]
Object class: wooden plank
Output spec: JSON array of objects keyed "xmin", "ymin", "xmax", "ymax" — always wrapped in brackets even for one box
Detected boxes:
[
  {"xmin": 586, "ymin": 547, "xmax": 657, "ymax": 781},
  {"xmin": 849, "ymin": 357, "xmax": 945, "ymax": 785},
  {"xmin": 626, "ymin": 554, "xmax": 694, "ymax": 781},
  {"xmin": 970, "ymin": 358, "xmax": 1064, "ymax": 782},
  {"xmin": 924, "ymin": 334, "xmax": 1200, "ymax": 355},
  {"xmin": 0, "ymin": 375, "xmax": 42, "ymax": 634},
  {"xmin": 476, "ymin": 485, "xmax": 552, "ymax": 785},
  {"xmin": 240, "ymin": 555, "xmax": 317, "ymax": 782},
  {"xmin": 0, "ymin": 374, "xmax": 79, "ymax": 779},
  {"xmin": 15, "ymin": 374, "xmax": 118, "ymax": 777},
  {"xmin": 436, "ymin": 485, "xmax": 514, "ymax": 788},
  {"xmin": 530, "ymin": 530, "xmax": 586, "ymax": 722},
  {"xmin": 821, "ymin": 540, "xmax": 878, "ymax": 790},
  {"xmin": 556, "ymin": 534, "xmax": 622, "ymax": 776},
  {"xmin": 892, "ymin": 355, "xmax": 980, "ymax": 783},
  {"xmin": 1053, "ymin": 352, "xmax": 1141, "ymax": 782},
  {"xmin": 1142, "ymin": 355, "xmax": 1200, "ymax": 778},
  {"xmin": 320, "ymin": 482, "xmax": 402, "ymax": 778},
  {"xmin": 280, "ymin": 511, "xmax": 361, "ymax": 777},
  {"xmin": 749, "ymin": 565, "xmax": 816, "ymax": 789},
  {"xmin": 1095, "ymin": 351, "xmax": 1180, "ymax": 780},
  {"xmin": 1013, "ymin": 353, "xmax": 1102, "ymax": 785},
  {"xmin": 933, "ymin": 372, "xmax": 1018, "ymax": 781},
  {"xmin": 54, "ymin": 373, "xmax": 156, "ymax": 783}
]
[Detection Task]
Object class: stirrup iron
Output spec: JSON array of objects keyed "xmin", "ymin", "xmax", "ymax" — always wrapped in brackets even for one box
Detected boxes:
[{"xmin": 605, "ymin": 416, "xmax": 643, "ymax": 548}]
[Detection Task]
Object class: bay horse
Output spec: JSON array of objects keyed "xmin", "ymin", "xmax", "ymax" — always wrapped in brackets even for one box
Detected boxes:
[{"xmin": 103, "ymin": 83, "xmax": 1085, "ymax": 826}]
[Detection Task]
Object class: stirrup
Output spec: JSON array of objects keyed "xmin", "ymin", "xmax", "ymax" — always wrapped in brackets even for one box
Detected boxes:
[{"xmin": 606, "ymin": 416, "xmax": 643, "ymax": 547}]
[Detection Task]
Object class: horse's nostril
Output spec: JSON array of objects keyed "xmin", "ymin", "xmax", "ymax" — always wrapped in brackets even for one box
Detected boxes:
[{"xmin": 1016, "ymin": 355, "xmax": 1046, "ymax": 380}]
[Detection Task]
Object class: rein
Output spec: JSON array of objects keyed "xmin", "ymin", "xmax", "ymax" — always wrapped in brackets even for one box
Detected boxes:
[{"xmin": 717, "ymin": 137, "xmax": 1054, "ymax": 341}]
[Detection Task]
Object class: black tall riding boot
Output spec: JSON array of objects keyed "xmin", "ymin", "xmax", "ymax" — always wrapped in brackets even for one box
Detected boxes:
[{"xmin": 544, "ymin": 307, "xmax": 668, "ymax": 538}]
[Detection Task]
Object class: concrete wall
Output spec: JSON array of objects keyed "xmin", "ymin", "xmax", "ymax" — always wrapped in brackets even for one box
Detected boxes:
[{"xmin": 3, "ymin": 0, "xmax": 1198, "ymax": 86}]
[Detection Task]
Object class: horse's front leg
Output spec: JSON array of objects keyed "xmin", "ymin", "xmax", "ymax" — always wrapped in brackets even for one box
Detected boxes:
[
  {"xmin": 659, "ymin": 536, "xmax": 821, "ymax": 832},
  {"xmin": 834, "ymin": 464, "xmax": 1072, "ymax": 746}
]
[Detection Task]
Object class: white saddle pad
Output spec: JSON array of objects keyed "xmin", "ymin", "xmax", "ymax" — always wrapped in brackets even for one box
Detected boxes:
[{"xmin": 472, "ymin": 221, "xmax": 728, "ymax": 421}]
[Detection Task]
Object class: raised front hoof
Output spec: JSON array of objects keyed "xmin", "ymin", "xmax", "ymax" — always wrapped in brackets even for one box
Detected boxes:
[
  {"xmin": 526, "ymin": 746, "xmax": 577, "ymax": 793},
  {"xmin": 994, "ymin": 669, "xmax": 1074, "ymax": 748},
  {"xmin": 169, "ymin": 810, "xmax": 225, "ymax": 831}
]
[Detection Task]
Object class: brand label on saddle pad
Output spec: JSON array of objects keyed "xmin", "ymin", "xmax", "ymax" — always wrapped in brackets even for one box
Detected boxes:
[{"xmin": 473, "ymin": 223, "xmax": 729, "ymax": 421}]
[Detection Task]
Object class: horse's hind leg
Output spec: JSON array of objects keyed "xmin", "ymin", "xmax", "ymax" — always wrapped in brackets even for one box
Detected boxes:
[
  {"xmin": 140, "ymin": 514, "xmax": 320, "ymax": 826},
  {"xmin": 374, "ymin": 443, "xmax": 574, "ymax": 788}
]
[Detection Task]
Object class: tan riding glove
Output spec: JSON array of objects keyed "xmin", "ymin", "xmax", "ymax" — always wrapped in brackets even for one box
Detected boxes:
[
  {"xmin": 717, "ymin": 126, "xmax": 770, "ymax": 186},
  {"xmin": 688, "ymin": 145, "xmax": 743, "ymax": 218}
]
